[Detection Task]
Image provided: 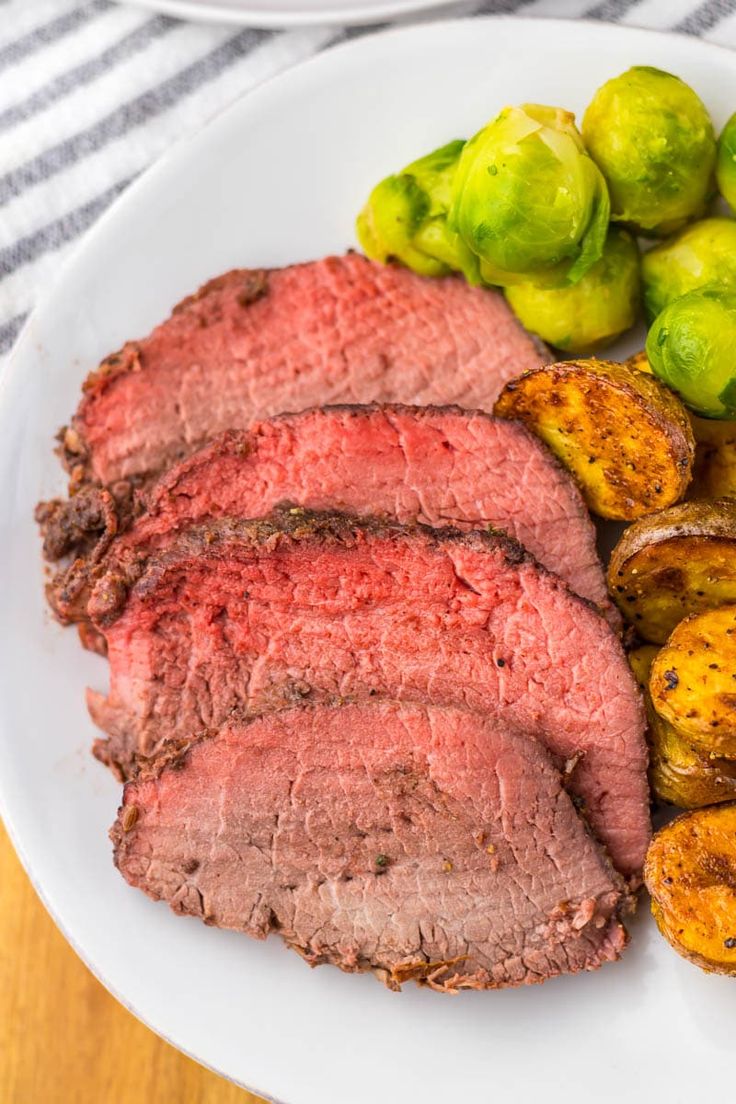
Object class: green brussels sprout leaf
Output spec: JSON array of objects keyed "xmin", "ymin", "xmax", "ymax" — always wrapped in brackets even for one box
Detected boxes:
[
  {"xmin": 448, "ymin": 104, "xmax": 610, "ymax": 288},
  {"xmin": 646, "ymin": 287, "xmax": 736, "ymax": 419},
  {"xmin": 356, "ymin": 140, "xmax": 480, "ymax": 281},
  {"xmin": 642, "ymin": 217, "xmax": 736, "ymax": 322},
  {"xmin": 404, "ymin": 140, "xmax": 465, "ymax": 213},
  {"xmin": 506, "ymin": 228, "xmax": 641, "ymax": 353},
  {"xmin": 356, "ymin": 174, "xmax": 448, "ymax": 278},
  {"xmin": 717, "ymin": 112, "xmax": 736, "ymax": 213},
  {"xmin": 583, "ymin": 66, "xmax": 716, "ymax": 237}
]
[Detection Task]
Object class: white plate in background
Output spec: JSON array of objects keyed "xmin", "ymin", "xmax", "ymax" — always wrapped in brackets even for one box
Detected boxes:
[
  {"xmin": 3, "ymin": 17, "xmax": 736, "ymax": 1104},
  {"xmin": 125, "ymin": 0, "xmax": 466, "ymax": 28}
]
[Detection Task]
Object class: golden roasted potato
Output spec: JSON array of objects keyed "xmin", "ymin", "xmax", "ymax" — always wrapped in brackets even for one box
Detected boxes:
[
  {"xmin": 629, "ymin": 645, "xmax": 736, "ymax": 808},
  {"xmin": 627, "ymin": 643, "xmax": 660, "ymax": 690},
  {"xmin": 645, "ymin": 804, "xmax": 736, "ymax": 974},
  {"xmin": 625, "ymin": 350, "xmax": 651, "ymax": 374},
  {"xmin": 650, "ymin": 724, "xmax": 736, "ymax": 809},
  {"xmin": 689, "ymin": 413, "xmax": 736, "ymax": 500},
  {"xmin": 650, "ymin": 604, "xmax": 736, "ymax": 758},
  {"xmin": 608, "ymin": 498, "xmax": 736, "ymax": 642},
  {"xmin": 493, "ymin": 359, "xmax": 694, "ymax": 520}
]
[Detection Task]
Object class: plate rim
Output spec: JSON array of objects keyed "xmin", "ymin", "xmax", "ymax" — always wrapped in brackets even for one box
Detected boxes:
[
  {"xmin": 3, "ymin": 14, "xmax": 736, "ymax": 1100},
  {"xmin": 123, "ymin": 0, "xmax": 467, "ymax": 29}
]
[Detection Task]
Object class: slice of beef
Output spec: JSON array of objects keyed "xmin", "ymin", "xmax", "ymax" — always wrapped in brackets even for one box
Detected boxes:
[
  {"xmin": 112, "ymin": 701, "xmax": 630, "ymax": 991},
  {"xmin": 63, "ymin": 254, "xmax": 547, "ymax": 490},
  {"xmin": 90, "ymin": 512, "xmax": 649, "ymax": 875},
  {"xmin": 50, "ymin": 404, "xmax": 612, "ymax": 624}
]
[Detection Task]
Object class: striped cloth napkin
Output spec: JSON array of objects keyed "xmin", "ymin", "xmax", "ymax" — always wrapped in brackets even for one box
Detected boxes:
[{"xmin": 2, "ymin": 0, "xmax": 736, "ymax": 359}]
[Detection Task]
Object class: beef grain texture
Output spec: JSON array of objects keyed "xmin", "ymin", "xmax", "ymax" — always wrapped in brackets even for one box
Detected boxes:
[
  {"xmin": 51, "ymin": 404, "xmax": 611, "ymax": 624},
  {"xmin": 91, "ymin": 513, "xmax": 650, "ymax": 876},
  {"xmin": 62, "ymin": 254, "xmax": 548, "ymax": 489},
  {"xmin": 112, "ymin": 701, "xmax": 631, "ymax": 991}
]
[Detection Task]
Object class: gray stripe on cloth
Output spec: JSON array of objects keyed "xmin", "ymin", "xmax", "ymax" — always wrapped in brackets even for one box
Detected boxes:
[
  {"xmin": 327, "ymin": 22, "xmax": 387, "ymax": 45},
  {"xmin": 675, "ymin": 0, "xmax": 736, "ymax": 33},
  {"xmin": 472, "ymin": 0, "xmax": 545, "ymax": 13},
  {"xmin": 585, "ymin": 0, "xmax": 643, "ymax": 20},
  {"xmin": 0, "ymin": 313, "xmax": 28, "ymax": 355},
  {"xmin": 0, "ymin": 27, "xmax": 270, "ymax": 208},
  {"xmin": 0, "ymin": 0, "xmax": 111, "ymax": 73},
  {"xmin": 0, "ymin": 15, "xmax": 179, "ymax": 133},
  {"xmin": 0, "ymin": 176, "xmax": 134, "ymax": 281}
]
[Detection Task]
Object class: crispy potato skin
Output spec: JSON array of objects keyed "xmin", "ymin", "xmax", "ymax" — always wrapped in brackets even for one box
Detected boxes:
[
  {"xmin": 608, "ymin": 499, "xmax": 736, "ymax": 642},
  {"xmin": 689, "ymin": 414, "xmax": 736, "ymax": 500},
  {"xmin": 629, "ymin": 646, "xmax": 736, "ymax": 807},
  {"xmin": 650, "ymin": 604, "xmax": 736, "ymax": 757},
  {"xmin": 493, "ymin": 360, "xmax": 694, "ymax": 520},
  {"xmin": 645, "ymin": 804, "xmax": 736, "ymax": 974}
]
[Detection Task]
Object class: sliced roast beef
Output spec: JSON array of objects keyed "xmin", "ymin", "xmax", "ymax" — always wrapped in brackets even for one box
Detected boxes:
[
  {"xmin": 112, "ymin": 701, "xmax": 630, "ymax": 991},
  {"xmin": 51, "ymin": 404, "xmax": 611, "ymax": 624},
  {"xmin": 90, "ymin": 513, "xmax": 649, "ymax": 875},
  {"xmin": 61, "ymin": 254, "xmax": 547, "ymax": 491}
]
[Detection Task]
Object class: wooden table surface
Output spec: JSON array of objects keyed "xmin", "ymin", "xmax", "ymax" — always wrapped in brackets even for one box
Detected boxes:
[{"xmin": 1, "ymin": 821, "xmax": 267, "ymax": 1104}]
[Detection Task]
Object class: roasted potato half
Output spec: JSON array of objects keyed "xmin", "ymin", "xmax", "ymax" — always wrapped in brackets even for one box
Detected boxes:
[
  {"xmin": 493, "ymin": 360, "xmax": 694, "ymax": 520},
  {"xmin": 608, "ymin": 498, "xmax": 736, "ymax": 643},
  {"xmin": 650, "ymin": 604, "xmax": 736, "ymax": 758},
  {"xmin": 645, "ymin": 804, "xmax": 736, "ymax": 974},
  {"xmin": 689, "ymin": 413, "xmax": 736, "ymax": 500},
  {"xmin": 629, "ymin": 645, "xmax": 736, "ymax": 808},
  {"xmin": 650, "ymin": 722, "xmax": 736, "ymax": 809}
]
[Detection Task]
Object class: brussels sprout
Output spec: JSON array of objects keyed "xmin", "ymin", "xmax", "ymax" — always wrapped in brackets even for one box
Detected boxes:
[
  {"xmin": 505, "ymin": 228, "xmax": 640, "ymax": 353},
  {"xmin": 356, "ymin": 140, "xmax": 479, "ymax": 282},
  {"xmin": 448, "ymin": 104, "xmax": 610, "ymax": 288},
  {"xmin": 646, "ymin": 287, "xmax": 736, "ymax": 418},
  {"xmin": 582, "ymin": 66, "xmax": 716, "ymax": 236},
  {"xmin": 641, "ymin": 218, "xmax": 736, "ymax": 322},
  {"xmin": 717, "ymin": 112, "xmax": 736, "ymax": 212},
  {"xmin": 357, "ymin": 175, "xmax": 445, "ymax": 278}
]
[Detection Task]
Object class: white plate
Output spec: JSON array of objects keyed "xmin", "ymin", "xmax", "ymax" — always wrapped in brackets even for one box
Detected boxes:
[
  {"xmin": 125, "ymin": 0, "xmax": 464, "ymax": 28},
  {"xmin": 3, "ymin": 17, "xmax": 736, "ymax": 1104}
]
